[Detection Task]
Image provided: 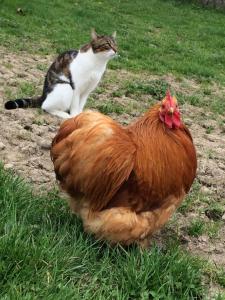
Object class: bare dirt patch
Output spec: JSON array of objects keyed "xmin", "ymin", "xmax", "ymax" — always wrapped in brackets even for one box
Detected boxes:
[{"xmin": 0, "ymin": 48, "xmax": 225, "ymax": 276}]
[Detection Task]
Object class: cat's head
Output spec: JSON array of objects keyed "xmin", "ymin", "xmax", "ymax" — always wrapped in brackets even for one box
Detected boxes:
[{"xmin": 90, "ymin": 29, "xmax": 117, "ymax": 59}]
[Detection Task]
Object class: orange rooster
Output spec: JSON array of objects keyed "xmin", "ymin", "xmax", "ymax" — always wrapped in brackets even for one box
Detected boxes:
[{"xmin": 51, "ymin": 91, "xmax": 197, "ymax": 246}]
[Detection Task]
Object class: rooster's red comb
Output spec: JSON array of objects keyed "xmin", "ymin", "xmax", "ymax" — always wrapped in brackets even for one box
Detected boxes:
[
  {"xmin": 166, "ymin": 89, "xmax": 172, "ymax": 104},
  {"xmin": 164, "ymin": 90, "xmax": 178, "ymax": 105}
]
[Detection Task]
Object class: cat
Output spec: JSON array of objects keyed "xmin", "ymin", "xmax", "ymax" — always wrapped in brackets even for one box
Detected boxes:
[{"xmin": 5, "ymin": 29, "xmax": 117, "ymax": 118}]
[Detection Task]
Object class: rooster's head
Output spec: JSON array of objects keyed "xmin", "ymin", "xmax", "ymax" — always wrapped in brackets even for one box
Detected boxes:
[{"xmin": 159, "ymin": 90, "xmax": 181, "ymax": 129}]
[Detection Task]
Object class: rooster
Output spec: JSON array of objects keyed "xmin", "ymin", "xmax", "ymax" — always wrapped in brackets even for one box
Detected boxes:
[{"xmin": 51, "ymin": 91, "xmax": 197, "ymax": 246}]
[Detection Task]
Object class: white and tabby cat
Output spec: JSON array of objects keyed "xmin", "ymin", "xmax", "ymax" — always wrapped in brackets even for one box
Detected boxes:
[{"xmin": 5, "ymin": 29, "xmax": 117, "ymax": 118}]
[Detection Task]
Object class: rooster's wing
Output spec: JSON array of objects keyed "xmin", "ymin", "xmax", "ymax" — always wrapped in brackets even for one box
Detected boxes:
[{"xmin": 51, "ymin": 111, "xmax": 136, "ymax": 211}]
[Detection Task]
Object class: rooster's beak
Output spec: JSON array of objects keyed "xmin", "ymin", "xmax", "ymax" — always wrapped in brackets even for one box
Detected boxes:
[{"xmin": 169, "ymin": 107, "xmax": 174, "ymax": 115}]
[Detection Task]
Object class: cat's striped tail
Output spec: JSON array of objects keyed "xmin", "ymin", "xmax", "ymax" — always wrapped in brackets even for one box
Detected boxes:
[{"xmin": 5, "ymin": 96, "xmax": 43, "ymax": 110}]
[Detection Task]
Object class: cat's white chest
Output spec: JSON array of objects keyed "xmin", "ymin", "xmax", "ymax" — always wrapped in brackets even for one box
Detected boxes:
[
  {"xmin": 70, "ymin": 50, "xmax": 106, "ymax": 94},
  {"xmin": 84, "ymin": 70, "xmax": 102, "ymax": 86},
  {"xmin": 87, "ymin": 70, "xmax": 103, "ymax": 91}
]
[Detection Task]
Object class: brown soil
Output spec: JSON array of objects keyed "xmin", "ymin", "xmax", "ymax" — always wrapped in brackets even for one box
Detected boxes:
[{"xmin": 0, "ymin": 48, "xmax": 225, "ymax": 281}]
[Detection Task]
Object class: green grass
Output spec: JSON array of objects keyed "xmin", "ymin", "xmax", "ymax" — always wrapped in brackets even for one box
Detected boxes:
[
  {"xmin": 18, "ymin": 81, "xmax": 36, "ymax": 97},
  {"xmin": 205, "ymin": 204, "xmax": 225, "ymax": 221},
  {"xmin": 186, "ymin": 216, "xmax": 222, "ymax": 239},
  {"xmin": 4, "ymin": 81, "xmax": 37, "ymax": 100},
  {"xmin": 217, "ymin": 270, "xmax": 225, "ymax": 289},
  {"xmin": 177, "ymin": 92, "xmax": 225, "ymax": 115},
  {"xmin": 179, "ymin": 182, "xmax": 224, "ymax": 239},
  {"xmin": 206, "ymin": 221, "xmax": 223, "ymax": 238},
  {"xmin": 96, "ymin": 100, "xmax": 125, "ymax": 115},
  {"xmin": 178, "ymin": 181, "xmax": 203, "ymax": 214},
  {"xmin": 0, "ymin": 165, "xmax": 214, "ymax": 299},
  {"xmin": 1, "ymin": 0, "xmax": 225, "ymax": 83},
  {"xmin": 124, "ymin": 79, "xmax": 169, "ymax": 99},
  {"xmin": 93, "ymin": 73, "xmax": 225, "ymax": 115},
  {"xmin": 187, "ymin": 219, "xmax": 205, "ymax": 237}
]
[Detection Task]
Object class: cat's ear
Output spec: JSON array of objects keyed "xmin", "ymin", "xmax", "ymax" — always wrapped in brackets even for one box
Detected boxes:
[
  {"xmin": 91, "ymin": 28, "xmax": 98, "ymax": 41},
  {"xmin": 112, "ymin": 31, "xmax": 117, "ymax": 39}
]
